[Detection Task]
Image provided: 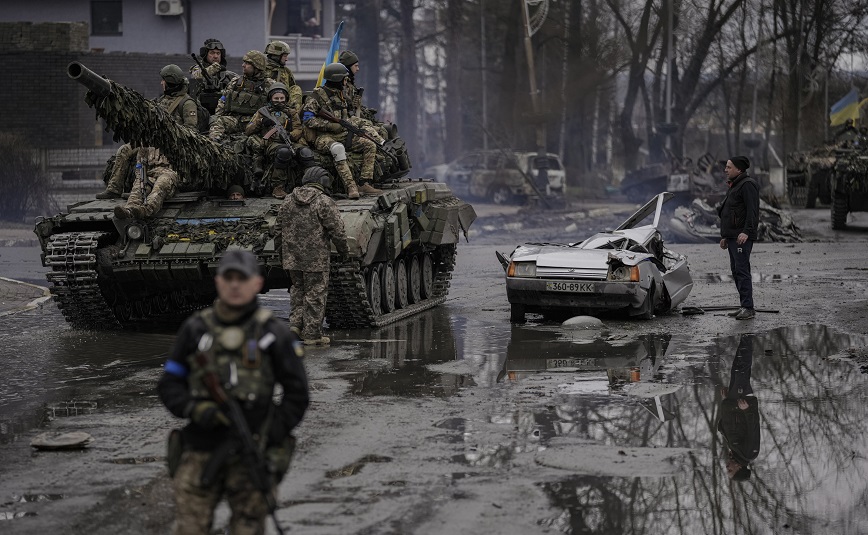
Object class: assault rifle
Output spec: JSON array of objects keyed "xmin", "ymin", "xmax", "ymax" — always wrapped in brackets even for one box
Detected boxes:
[
  {"xmin": 190, "ymin": 53, "xmax": 215, "ymax": 87},
  {"xmin": 194, "ymin": 334, "xmax": 285, "ymax": 535},
  {"xmin": 315, "ymin": 108, "xmax": 389, "ymax": 156},
  {"xmin": 258, "ymin": 107, "xmax": 293, "ymax": 146}
]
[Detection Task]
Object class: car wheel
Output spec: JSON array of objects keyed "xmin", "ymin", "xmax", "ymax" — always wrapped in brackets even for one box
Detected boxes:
[
  {"xmin": 510, "ymin": 303, "xmax": 526, "ymax": 323},
  {"xmin": 491, "ymin": 186, "xmax": 513, "ymax": 205},
  {"xmin": 638, "ymin": 284, "xmax": 655, "ymax": 320}
]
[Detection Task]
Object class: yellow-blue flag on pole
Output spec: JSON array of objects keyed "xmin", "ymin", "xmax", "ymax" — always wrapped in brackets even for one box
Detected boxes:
[
  {"xmin": 829, "ymin": 87, "xmax": 865, "ymax": 126},
  {"xmin": 316, "ymin": 20, "xmax": 345, "ymax": 87}
]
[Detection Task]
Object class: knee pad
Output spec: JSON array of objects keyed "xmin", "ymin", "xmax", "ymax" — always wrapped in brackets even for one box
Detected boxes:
[
  {"xmin": 297, "ymin": 146, "xmax": 315, "ymax": 168},
  {"xmin": 274, "ymin": 145, "xmax": 294, "ymax": 170},
  {"xmin": 329, "ymin": 142, "xmax": 347, "ymax": 162}
]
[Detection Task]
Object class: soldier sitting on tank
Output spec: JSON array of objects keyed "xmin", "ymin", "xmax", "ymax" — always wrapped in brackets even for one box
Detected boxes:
[
  {"xmin": 339, "ymin": 50, "xmax": 390, "ymax": 143},
  {"xmin": 227, "ymin": 184, "xmax": 245, "ymax": 200},
  {"xmin": 97, "ymin": 65, "xmax": 198, "ymax": 200},
  {"xmin": 113, "ymin": 147, "xmax": 179, "ymax": 220},
  {"xmin": 245, "ymin": 83, "xmax": 303, "ymax": 200},
  {"xmin": 264, "ymin": 40, "xmax": 303, "ymax": 111},
  {"xmin": 190, "ymin": 38, "xmax": 237, "ymax": 115},
  {"xmin": 209, "ymin": 50, "xmax": 274, "ymax": 143},
  {"xmin": 302, "ymin": 62, "xmax": 381, "ymax": 200}
]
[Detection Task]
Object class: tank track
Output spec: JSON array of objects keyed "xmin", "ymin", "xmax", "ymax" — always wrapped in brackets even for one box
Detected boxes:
[
  {"xmin": 44, "ymin": 231, "xmax": 121, "ymax": 329},
  {"xmin": 326, "ymin": 244, "xmax": 457, "ymax": 329}
]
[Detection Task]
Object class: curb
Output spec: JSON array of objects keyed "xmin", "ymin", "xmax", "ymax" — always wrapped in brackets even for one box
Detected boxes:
[
  {"xmin": 0, "ymin": 238, "xmax": 39, "ymax": 247},
  {"xmin": 0, "ymin": 276, "xmax": 52, "ymax": 317}
]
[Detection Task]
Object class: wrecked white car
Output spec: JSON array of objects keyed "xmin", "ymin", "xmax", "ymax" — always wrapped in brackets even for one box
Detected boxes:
[{"xmin": 498, "ymin": 193, "xmax": 693, "ymax": 322}]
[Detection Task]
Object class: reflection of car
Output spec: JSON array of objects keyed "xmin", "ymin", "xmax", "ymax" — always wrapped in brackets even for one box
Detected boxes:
[
  {"xmin": 498, "ymin": 192, "xmax": 693, "ymax": 322},
  {"xmin": 425, "ymin": 150, "xmax": 565, "ymax": 204}
]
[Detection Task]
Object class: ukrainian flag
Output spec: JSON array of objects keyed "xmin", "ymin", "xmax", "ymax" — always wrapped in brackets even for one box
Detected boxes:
[
  {"xmin": 829, "ymin": 87, "xmax": 867, "ymax": 126},
  {"xmin": 316, "ymin": 20, "xmax": 345, "ymax": 87}
]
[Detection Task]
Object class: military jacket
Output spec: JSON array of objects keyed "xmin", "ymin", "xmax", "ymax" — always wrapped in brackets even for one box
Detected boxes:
[
  {"xmin": 157, "ymin": 300, "xmax": 309, "ymax": 451},
  {"xmin": 155, "ymin": 90, "xmax": 199, "ymax": 129},
  {"xmin": 302, "ymin": 86, "xmax": 349, "ymax": 134},
  {"xmin": 215, "ymin": 74, "xmax": 273, "ymax": 119},
  {"xmin": 278, "ymin": 184, "xmax": 349, "ymax": 272},
  {"xmin": 245, "ymin": 105, "xmax": 303, "ymax": 144},
  {"xmin": 265, "ymin": 60, "xmax": 303, "ymax": 110}
]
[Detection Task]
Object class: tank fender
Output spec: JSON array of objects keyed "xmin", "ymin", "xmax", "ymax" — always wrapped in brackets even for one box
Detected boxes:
[{"xmin": 338, "ymin": 210, "xmax": 376, "ymax": 258}]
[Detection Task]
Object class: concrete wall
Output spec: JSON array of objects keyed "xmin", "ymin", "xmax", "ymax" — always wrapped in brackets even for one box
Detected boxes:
[{"xmin": 0, "ymin": 0, "xmax": 267, "ymax": 56}]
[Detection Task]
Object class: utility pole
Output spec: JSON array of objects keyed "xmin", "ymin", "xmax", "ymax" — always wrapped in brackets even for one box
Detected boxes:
[
  {"xmin": 521, "ymin": 0, "xmax": 549, "ymax": 194},
  {"xmin": 481, "ymin": 0, "xmax": 488, "ymax": 151}
]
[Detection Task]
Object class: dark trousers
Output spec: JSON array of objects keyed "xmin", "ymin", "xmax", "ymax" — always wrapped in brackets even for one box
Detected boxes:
[
  {"xmin": 727, "ymin": 240, "xmax": 754, "ymax": 309},
  {"xmin": 727, "ymin": 334, "xmax": 754, "ymax": 398}
]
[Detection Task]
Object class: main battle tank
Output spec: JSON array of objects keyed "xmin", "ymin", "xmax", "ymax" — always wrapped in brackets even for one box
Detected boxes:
[
  {"xmin": 33, "ymin": 62, "xmax": 476, "ymax": 329},
  {"xmin": 829, "ymin": 146, "xmax": 868, "ymax": 229}
]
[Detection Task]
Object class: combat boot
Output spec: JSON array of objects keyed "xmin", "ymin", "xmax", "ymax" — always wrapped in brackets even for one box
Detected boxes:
[
  {"xmin": 336, "ymin": 161, "xmax": 360, "ymax": 200},
  {"xmin": 129, "ymin": 205, "xmax": 148, "ymax": 219},
  {"xmin": 345, "ymin": 182, "xmax": 360, "ymax": 199},
  {"xmin": 96, "ymin": 189, "xmax": 121, "ymax": 200},
  {"xmin": 113, "ymin": 205, "xmax": 133, "ymax": 219},
  {"xmin": 272, "ymin": 185, "xmax": 288, "ymax": 199},
  {"xmin": 358, "ymin": 183, "xmax": 383, "ymax": 195}
]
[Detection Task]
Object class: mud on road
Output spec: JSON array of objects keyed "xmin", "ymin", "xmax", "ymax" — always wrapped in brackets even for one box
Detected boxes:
[{"xmin": 1, "ymin": 202, "xmax": 868, "ymax": 534}]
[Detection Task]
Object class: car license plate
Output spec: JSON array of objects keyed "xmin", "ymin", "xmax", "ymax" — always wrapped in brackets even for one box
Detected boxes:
[
  {"xmin": 547, "ymin": 358, "xmax": 596, "ymax": 369},
  {"xmin": 546, "ymin": 281, "xmax": 594, "ymax": 292}
]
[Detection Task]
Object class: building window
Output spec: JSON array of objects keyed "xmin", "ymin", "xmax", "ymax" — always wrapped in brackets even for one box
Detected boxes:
[{"xmin": 91, "ymin": 1, "xmax": 122, "ymax": 36}]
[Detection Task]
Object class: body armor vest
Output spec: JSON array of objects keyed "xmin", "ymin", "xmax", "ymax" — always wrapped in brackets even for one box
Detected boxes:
[
  {"xmin": 188, "ymin": 307, "xmax": 276, "ymax": 403},
  {"xmin": 225, "ymin": 78, "xmax": 269, "ymax": 117}
]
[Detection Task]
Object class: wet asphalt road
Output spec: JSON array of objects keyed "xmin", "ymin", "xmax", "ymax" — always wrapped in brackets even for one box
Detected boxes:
[{"xmin": 1, "ymin": 206, "xmax": 868, "ymax": 534}]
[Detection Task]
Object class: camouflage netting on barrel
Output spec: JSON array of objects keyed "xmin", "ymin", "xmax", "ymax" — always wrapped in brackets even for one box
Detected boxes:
[
  {"xmin": 151, "ymin": 217, "xmax": 271, "ymax": 251},
  {"xmin": 83, "ymin": 80, "xmax": 240, "ymax": 191}
]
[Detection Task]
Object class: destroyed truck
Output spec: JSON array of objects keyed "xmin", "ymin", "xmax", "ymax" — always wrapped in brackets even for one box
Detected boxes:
[{"xmin": 620, "ymin": 151, "xmax": 720, "ymax": 206}]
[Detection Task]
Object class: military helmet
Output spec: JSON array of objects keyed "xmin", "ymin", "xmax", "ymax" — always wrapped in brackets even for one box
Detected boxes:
[
  {"xmin": 265, "ymin": 40, "xmax": 291, "ymax": 57},
  {"xmin": 200, "ymin": 38, "xmax": 227, "ymax": 66},
  {"xmin": 302, "ymin": 166, "xmax": 333, "ymax": 191},
  {"xmin": 323, "ymin": 62, "xmax": 350, "ymax": 83},
  {"xmin": 339, "ymin": 50, "xmax": 359, "ymax": 68},
  {"xmin": 160, "ymin": 64, "xmax": 186, "ymax": 85},
  {"xmin": 242, "ymin": 50, "xmax": 267, "ymax": 72},
  {"xmin": 268, "ymin": 82, "xmax": 289, "ymax": 99}
]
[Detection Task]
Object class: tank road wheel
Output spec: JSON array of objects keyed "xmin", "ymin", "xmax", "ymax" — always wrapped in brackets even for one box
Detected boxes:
[
  {"xmin": 113, "ymin": 301, "xmax": 132, "ymax": 322},
  {"xmin": 367, "ymin": 264, "xmax": 383, "ymax": 316},
  {"xmin": 831, "ymin": 192, "xmax": 849, "ymax": 230},
  {"xmin": 154, "ymin": 294, "xmax": 170, "ymax": 314},
  {"xmin": 408, "ymin": 256, "xmax": 422, "ymax": 303},
  {"xmin": 421, "ymin": 253, "xmax": 434, "ymax": 299},
  {"xmin": 395, "ymin": 259, "xmax": 409, "ymax": 309},
  {"xmin": 381, "ymin": 261, "xmax": 396, "ymax": 313}
]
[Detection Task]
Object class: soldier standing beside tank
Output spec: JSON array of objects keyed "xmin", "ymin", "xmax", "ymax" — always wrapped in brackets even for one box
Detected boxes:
[
  {"xmin": 158, "ymin": 250, "xmax": 309, "ymax": 534},
  {"xmin": 302, "ymin": 63, "xmax": 381, "ymax": 199},
  {"xmin": 278, "ymin": 167, "xmax": 350, "ymax": 346},
  {"xmin": 245, "ymin": 83, "xmax": 303, "ymax": 199},
  {"xmin": 98, "ymin": 65, "xmax": 196, "ymax": 201},
  {"xmin": 209, "ymin": 50, "xmax": 273, "ymax": 143},
  {"xmin": 190, "ymin": 38, "xmax": 237, "ymax": 115},
  {"xmin": 264, "ymin": 40, "xmax": 303, "ymax": 112}
]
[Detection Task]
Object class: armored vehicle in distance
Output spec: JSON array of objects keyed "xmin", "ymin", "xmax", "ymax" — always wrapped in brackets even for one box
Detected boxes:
[
  {"xmin": 34, "ymin": 63, "xmax": 476, "ymax": 329},
  {"xmin": 829, "ymin": 148, "xmax": 868, "ymax": 229}
]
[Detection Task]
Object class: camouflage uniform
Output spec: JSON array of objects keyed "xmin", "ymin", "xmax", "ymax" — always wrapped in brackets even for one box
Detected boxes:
[
  {"xmin": 158, "ymin": 288, "xmax": 309, "ymax": 535},
  {"xmin": 115, "ymin": 147, "xmax": 178, "ymax": 219},
  {"xmin": 209, "ymin": 51, "xmax": 273, "ymax": 142},
  {"xmin": 102, "ymin": 87, "xmax": 196, "ymax": 198},
  {"xmin": 302, "ymin": 85, "xmax": 377, "ymax": 193},
  {"xmin": 265, "ymin": 60, "xmax": 302, "ymax": 111},
  {"xmin": 278, "ymin": 182, "xmax": 349, "ymax": 341},
  {"xmin": 245, "ymin": 100, "xmax": 303, "ymax": 195},
  {"xmin": 189, "ymin": 38, "xmax": 237, "ymax": 115},
  {"xmin": 339, "ymin": 50, "xmax": 389, "ymax": 142}
]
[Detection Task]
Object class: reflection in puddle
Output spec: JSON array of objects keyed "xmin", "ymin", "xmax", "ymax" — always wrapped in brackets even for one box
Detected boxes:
[
  {"xmin": 1, "ymin": 494, "xmax": 64, "ymax": 506},
  {"xmin": 699, "ymin": 272, "xmax": 801, "ymax": 283},
  {"xmin": 0, "ymin": 511, "xmax": 37, "ymax": 520},
  {"xmin": 336, "ymin": 309, "xmax": 475, "ymax": 397},
  {"xmin": 513, "ymin": 324, "xmax": 868, "ymax": 534},
  {"xmin": 107, "ymin": 456, "xmax": 163, "ymax": 465},
  {"xmin": 325, "ymin": 455, "xmax": 392, "ymax": 479}
]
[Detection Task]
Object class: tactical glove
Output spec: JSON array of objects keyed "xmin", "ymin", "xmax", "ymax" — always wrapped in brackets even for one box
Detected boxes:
[
  {"xmin": 205, "ymin": 63, "xmax": 222, "ymax": 77},
  {"xmin": 190, "ymin": 401, "xmax": 230, "ymax": 429},
  {"xmin": 261, "ymin": 117, "xmax": 275, "ymax": 129},
  {"xmin": 325, "ymin": 122, "xmax": 344, "ymax": 134}
]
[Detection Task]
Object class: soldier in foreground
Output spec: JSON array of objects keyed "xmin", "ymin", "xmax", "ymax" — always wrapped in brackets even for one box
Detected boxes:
[
  {"xmin": 302, "ymin": 62, "xmax": 381, "ymax": 199},
  {"xmin": 158, "ymin": 250, "xmax": 309, "ymax": 534},
  {"xmin": 245, "ymin": 82, "xmax": 303, "ymax": 199},
  {"xmin": 190, "ymin": 38, "xmax": 236, "ymax": 114},
  {"xmin": 264, "ymin": 40, "xmax": 302, "ymax": 111},
  {"xmin": 97, "ymin": 65, "xmax": 197, "ymax": 200},
  {"xmin": 209, "ymin": 50, "xmax": 273, "ymax": 142},
  {"xmin": 278, "ymin": 167, "xmax": 349, "ymax": 345}
]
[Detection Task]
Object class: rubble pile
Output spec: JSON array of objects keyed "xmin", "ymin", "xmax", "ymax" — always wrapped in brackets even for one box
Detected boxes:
[{"xmin": 667, "ymin": 198, "xmax": 802, "ymax": 243}]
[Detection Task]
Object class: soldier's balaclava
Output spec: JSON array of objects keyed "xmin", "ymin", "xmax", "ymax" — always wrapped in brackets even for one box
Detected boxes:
[{"xmin": 324, "ymin": 79, "xmax": 344, "ymax": 92}]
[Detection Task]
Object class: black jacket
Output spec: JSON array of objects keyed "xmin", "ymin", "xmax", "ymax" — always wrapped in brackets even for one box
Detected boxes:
[
  {"xmin": 718, "ymin": 173, "xmax": 760, "ymax": 240},
  {"xmin": 157, "ymin": 302, "xmax": 309, "ymax": 451},
  {"xmin": 717, "ymin": 396, "xmax": 760, "ymax": 465}
]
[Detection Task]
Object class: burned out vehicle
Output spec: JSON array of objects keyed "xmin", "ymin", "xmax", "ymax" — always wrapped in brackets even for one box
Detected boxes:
[
  {"xmin": 33, "ymin": 62, "xmax": 476, "ymax": 330},
  {"xmin": 830, "ymin": 148, "xmax": 868, "ymax": 229},
  {"xmin": 621, "ymin": 151, "xmax": 720, "ymax": 206},
  {"xmin": 497, "ymin": 193, "xmax": 693, "ymax": 322}
]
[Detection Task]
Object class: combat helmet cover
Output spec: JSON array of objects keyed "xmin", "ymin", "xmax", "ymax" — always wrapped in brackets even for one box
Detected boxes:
[
  {"xmin": 323, "ymin": 62, "xmax": 350, "ymax": 83},
  {"xmin": 242, "ymin": 50, "xmax": 267, "ymax": 72},
  {"xmin": 160, "ymin": 64, "xmax": 187, "ymax": 85},
  {"xmin": 302, "ymin": 166, "xmax": 333, "ymax": 192},
  {"xmin": 265, "ymin": 40, "xmax": 291, "ymax": 57}
]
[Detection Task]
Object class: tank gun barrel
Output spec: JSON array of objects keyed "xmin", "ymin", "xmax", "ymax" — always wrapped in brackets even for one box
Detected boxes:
[
  {"xmin": 67, "ymin": 61, "xmax": 112, "ymax": 98},
  {"xmin": 69, "ymin": 62, "xmax": 240, "ymax": 191}
]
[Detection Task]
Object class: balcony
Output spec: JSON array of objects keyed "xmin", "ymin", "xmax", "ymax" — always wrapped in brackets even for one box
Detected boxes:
[{"xmin": 268, "ymin": 34, "xmax": 348, "ymax": 86}]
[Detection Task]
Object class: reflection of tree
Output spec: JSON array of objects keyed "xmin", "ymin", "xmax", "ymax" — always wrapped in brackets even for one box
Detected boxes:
[{"xmin": 527, "ymin": 325, "xmax": 868, "ymax": 533}]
